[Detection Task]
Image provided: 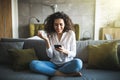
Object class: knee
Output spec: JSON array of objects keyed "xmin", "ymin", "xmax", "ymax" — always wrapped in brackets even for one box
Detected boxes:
[
  {"xmin": 73, "ymin": 58, "xmax": 83, "ymax": 70},
  {"xmin": 29, "ymin": 60, "xmax": 39, "ymax": 70}
]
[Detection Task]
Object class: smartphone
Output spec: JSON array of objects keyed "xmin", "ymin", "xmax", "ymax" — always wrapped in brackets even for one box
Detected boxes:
[{"xmin": 54, "ymin": 45, "xmax": 61, "ymax": 48}]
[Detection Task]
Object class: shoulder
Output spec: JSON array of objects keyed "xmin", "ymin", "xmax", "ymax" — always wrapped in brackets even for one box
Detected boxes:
[
  {"xmin": 66, "ymin": 30, "xmax": 76, "ymax": 41},
  {"xmin": 67, "ymin": 30, "xmax": 75, "ymax": 36}
]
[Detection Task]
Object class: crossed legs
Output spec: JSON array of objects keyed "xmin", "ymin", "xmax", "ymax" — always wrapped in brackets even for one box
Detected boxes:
[{"xmin": 29, "ymin": 58, "xmax": 83, "ymax": 77}]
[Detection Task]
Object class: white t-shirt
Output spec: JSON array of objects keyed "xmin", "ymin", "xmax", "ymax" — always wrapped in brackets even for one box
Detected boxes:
[{"xmin": 46, "ymin": 30, "xmax": 76, "ymax": 65}]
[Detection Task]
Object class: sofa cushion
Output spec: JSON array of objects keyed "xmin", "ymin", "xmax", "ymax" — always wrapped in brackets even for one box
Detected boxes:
[
  {"xmin": 1, "ymin": 38, "xmax": 50, "ymax": 61},
  {"xmin": 0, "ymin": 65, "xmax": 49, "ymax": 80},
  {"xmin": 0, "ymin": 42, "xmax": 24, "ymax": 65},
  {"xmin": 88, "ymin": 41, "xmax": 119, "ymax": 69},
  {"xmin": 76, "ymin": 41, "xmax": 89, "ymax": 63},
  {"xmin": 76, "ymin": 40, "xmax": 112, "ymax": 63},
  {"xmin": 8, "ymin": 48, "xmax": 38, "ymax": 70}
]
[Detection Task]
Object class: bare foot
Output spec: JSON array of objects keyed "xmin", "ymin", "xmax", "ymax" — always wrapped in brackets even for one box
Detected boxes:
[
  {"xmin": 75, "ymin": 72, "xmax": 82, "ymax": 77},
  {"xmin": 68, "ymin": 72, "xmax": 82, "ymax": 77},
  {"xmin": 55, "ymin": 71, "xmax": 82, "ymax": 77},
  {"xmin": 73, "ymin": 72, "xmax": 82, "ymax": 77}
]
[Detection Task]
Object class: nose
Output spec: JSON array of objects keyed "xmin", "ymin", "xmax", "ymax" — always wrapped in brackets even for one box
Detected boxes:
[{"xmin": 56, "ymin": 25, "xmax": 61, "ymax": 29}]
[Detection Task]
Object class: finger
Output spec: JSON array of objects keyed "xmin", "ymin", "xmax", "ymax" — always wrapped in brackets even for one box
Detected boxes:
[{"xmin": 38, "ymin": 32, "xmax": 41, "ymax": 36}]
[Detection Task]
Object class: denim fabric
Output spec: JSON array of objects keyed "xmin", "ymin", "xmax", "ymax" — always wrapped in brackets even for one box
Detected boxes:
[{"xmin": 29, "ymin": 58, "xmax": 83, "ymax": 76}]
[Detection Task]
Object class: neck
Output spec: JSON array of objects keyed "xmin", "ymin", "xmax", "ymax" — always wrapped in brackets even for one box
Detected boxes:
[
  {"xmin": 57, "ymin": 33, "xmax": 63, "ymax": 41},
  {"xmin": 57, "ymin": 33, "xmax": 62, "ymax": 36}
]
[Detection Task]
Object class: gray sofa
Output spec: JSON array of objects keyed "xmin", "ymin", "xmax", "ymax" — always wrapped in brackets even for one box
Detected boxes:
[{"xmin": 0, "ymin": 38, "xmax": 120, "ymax": 80}]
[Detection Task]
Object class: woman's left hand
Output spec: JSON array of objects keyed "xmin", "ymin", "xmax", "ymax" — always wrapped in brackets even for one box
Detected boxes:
[{"xmin": 55, "ymin": 46, "xmax": 68, "ymax": 55}]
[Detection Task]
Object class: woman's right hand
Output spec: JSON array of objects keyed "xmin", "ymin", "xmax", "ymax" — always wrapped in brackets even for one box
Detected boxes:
[
  {"xmin": 38, "ymin": 31, "xmax": 51, "ymax": 49},
  {"xmin": 38, "ymin": 31, "xmax": 48, "ymax": 40}
]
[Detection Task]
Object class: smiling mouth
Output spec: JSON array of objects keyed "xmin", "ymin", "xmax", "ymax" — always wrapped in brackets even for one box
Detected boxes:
[{"xmin": 56, "ymin": 29, "xmax": 60, "ymax": 32}]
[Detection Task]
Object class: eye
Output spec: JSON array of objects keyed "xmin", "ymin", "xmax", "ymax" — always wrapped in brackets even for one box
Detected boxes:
[
  {"xmin": 54, "ymin": 23, "xmax": 58, "ymax": 27},
  {"xmin": 60, "ymin": 23, "xmax": 63, "ymax": 26}
]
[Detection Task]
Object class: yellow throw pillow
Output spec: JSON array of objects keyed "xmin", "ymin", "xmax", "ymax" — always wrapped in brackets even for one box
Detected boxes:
[
  {"xmin": 8, "ymin": 48, "xmax": 38, "ymax": 70},
  {"xmin": 88, "ymin": 41, "xmax": 119, "ymax": 69}
]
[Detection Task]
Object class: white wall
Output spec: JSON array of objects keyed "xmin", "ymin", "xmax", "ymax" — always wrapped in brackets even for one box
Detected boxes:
[
  {"xmin": 14, "ymin": 0, "xmax": 120, "ymax": 39},
  {"xmin": 11, "ymin": 0, "xmax": 18, "ymax": 38},
  {"xmin": 94, "ymin": 0, "xmax": 120, "ymax": 40},
  {"xmin": 18, "ymin": 0, "xmax": 95, "ymax": 38}
]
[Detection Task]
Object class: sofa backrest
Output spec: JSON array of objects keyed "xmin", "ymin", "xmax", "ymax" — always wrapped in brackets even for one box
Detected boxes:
[
  {"xmin": 76, "ymin": 40, "xmax": 89, "ymax": 63},
  {"xmin": 1, "ymin": 38, "xmax": 120, "ymax": 64},
  {"xmin": 1, "ymin": 38, "xmax": 50, "ymax": 61}
]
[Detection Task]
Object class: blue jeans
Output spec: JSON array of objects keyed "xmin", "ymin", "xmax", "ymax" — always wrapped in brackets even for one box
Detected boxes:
[{"xmin": 29, "ymin": 58, "xmax": 83, "ymax": 76}]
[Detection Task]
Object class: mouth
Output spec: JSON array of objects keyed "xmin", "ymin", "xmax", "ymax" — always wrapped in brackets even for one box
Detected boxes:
[{"xmin": 56, "ymin": 30, "xmax": 62, "ymax": 34}]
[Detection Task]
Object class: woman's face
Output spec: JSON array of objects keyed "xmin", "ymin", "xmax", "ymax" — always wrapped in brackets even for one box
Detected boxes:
[{"xmin": 54, "ymin": 18, "xmax": 65, "ymax": 34}]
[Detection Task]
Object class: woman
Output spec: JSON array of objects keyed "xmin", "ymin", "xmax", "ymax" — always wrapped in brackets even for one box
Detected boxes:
[{"xmin": 29, "ymin": 12, "xmax": 83, "ymax": 77}]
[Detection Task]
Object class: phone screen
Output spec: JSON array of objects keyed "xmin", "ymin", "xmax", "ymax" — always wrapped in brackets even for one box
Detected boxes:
[{"xmin": 54, "ymin": 45, "xmax": 61, "ymax": 48}]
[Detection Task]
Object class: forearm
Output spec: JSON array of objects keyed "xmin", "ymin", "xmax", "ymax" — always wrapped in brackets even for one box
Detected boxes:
[
  {"xmin": 44, "ymin": 38, "xmax": 51, "ymax": 49},
  {"xmin": 62, "ymin": 49, "xmax": 69, "ymax": 55},
  {"xmin": 63, "ymin": 49, "xmax": 76, "ymax": 57},
  {"xmin": 44, "ymin": 38, "xmax": 54, "ymax": 58}
]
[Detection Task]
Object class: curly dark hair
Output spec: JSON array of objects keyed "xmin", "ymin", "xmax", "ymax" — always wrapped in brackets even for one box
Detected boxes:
[{"xmin": 44, "ymin": 11, "xmax": 74, "ymax": 34}]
